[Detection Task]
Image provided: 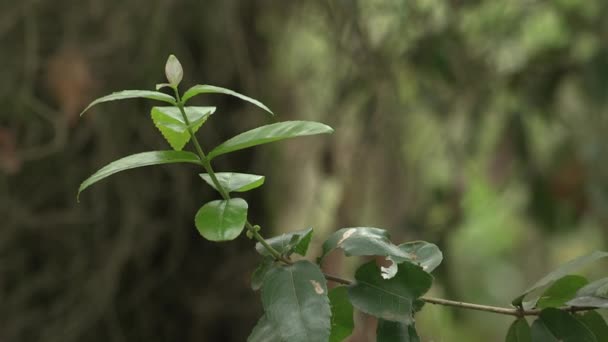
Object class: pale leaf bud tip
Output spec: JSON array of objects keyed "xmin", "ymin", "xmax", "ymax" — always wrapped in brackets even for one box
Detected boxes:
[{"xmin": 165, "ymin": 54, "xmax": 183, "ymax": 87}]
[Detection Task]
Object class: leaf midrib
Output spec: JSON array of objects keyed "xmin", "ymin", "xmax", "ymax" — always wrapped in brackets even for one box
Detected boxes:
[{"xmin": 287, "ymin": 266, "xmax": 310, "ymax": 341}]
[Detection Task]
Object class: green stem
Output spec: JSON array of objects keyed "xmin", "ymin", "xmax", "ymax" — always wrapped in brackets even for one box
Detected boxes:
[{"xmin": 173, "ymin": 87, "xmax": 285, "ymax": 262}]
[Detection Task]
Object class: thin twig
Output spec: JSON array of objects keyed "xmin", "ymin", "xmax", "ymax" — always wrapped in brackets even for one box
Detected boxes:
[{"xmin": 322, "ymin": 272, "xmax": 597, "ymax": 317}]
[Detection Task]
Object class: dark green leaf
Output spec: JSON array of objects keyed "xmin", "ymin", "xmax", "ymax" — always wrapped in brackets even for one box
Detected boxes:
[
  {"xmin": 207, "ymin": 121, "xmax": 334, "ymax": 160},
  {"xmin": 512, "ymin": 251, "xmax": 608, "ymax": 307},
  {"xmin": 576, "ymin": 311, "xmax": 608, "ymax": 341},
  {"xmin": 348, "ymin": 261, "xmax": 432, "ymax": 323},
  {"xmin": 531, "ymin": 319, "xmax": 559, "ymax": 342},
  {"xmin": 247, "ymin": 315, "xmax": 281, "ymax": 342},
  {"xmin": 505, "ymin": 318, "xmax": 531, "ymax": 342},
  {"xmin": 376, "ymin": 320, "xmax": 420, "ymax": 342},
  {"xmin": 320, "ymin": 227, "xmax": 413, "ymax": 264},
  {"xmin": 151, "ymin": 106, "xmax": 215, "ymax": 150},
  {"xmin": 328, "ymin": 286, "xmax": 354, "ymax": 342},
  {"xmin": 533, "ymin": 308, "xmax": 597, "ymax": 342},
  {"xmin": 164, "ymin": 54, "xmax": 183, "ymax": 86},
  {"xmin": 78, "ymin": 151, "xmax": 200, "ymax": 200},
  {"xmin": 80, "ymin": 90, "xmax": 176, "ymax": 116},
  {"xmin": 398, "ymin": 241, "xmax": 443, "ymax": 273},
  {"xmin": 195, "ymin": 198, "xmax": 248, "ymax": 241},
  {"xmin": 262, "ymin": 260, "xmax": 331, "ymax": 342},
  {"xmin": 536, "ymin": 275, "xmax": 588, "ymax": 309},
  {"xmin": 567, "ymin": 277, "xmax": 608, "ymax": 308},
  {"xmin": 251, "ymin": 257, "xmax": 276, "ymax": 291},
  {"xmin": 200, "ymin": 172, "xmax": 265, "ymax": 193},
  {"xmin": 182, "ymin": 84, "xmax": 273, "ymax": 115},
  {"xmin": 256, "ymin": 228, "xmax": 313, "ymax": 257},
  {"xmin": 413, "ymin": 299, "xmax": 425, "ymax": 313}
]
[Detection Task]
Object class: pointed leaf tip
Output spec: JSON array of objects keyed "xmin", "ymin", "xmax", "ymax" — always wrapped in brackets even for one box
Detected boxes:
[
  {"xmin": 208, "ymin": 121, "xmax": 334, "ymax": 160},
  {"xmin": 77, "ymin": 150, "xmax": 201, "ymax": 200},
  {"xmin": 182, "ymin": 84, "xmax": 274, "ymax": 115},
  {"xmin": 79, "ymin": 90, "xmax": 176, "ymax": 116}
]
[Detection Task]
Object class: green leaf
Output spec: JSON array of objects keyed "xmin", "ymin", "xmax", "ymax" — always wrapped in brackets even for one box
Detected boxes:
[
  {"xmin": 262, "ymin": 260, "xmax": 331, "ymax": 342},
  {"xmin": 251, "ymin": 257, "xmax": 276, "ymax": 291},
  {"xmin": 164, "ymin": 54, "xmax": 183, "ymax": 87},
  {"xmin": 532, "ymin": 308, "xmax": 597, "ymax": 342},
  {"xmin": 505, "ymin": 318, "xmax": 531, "ymax": 342},
  {"xmin": 328, "ymin": 286, "xmax": 354, "ymax": 342},
  {"xmin": 256, "ymin": 228, "xmax": 313, "ymax": 257},
  {"xmin": 155, "ymin": 83, "xmax": 171, "ymax": 91},
  {"xmin": 576, "ymin": 311, "xmax": 608, "ymax": 341},
  {"xmin": 376, "ymin": 320, "xmax": 420, "ymax": 342},
  {"xmin": 348, "ymin": 261, "xmax": 432, "ymax": 322},
  {"xmin": 398, "ymin": 241, "xmax": 443, "ymax": 273},
  {"xmin": 566, "ymin": 277, "xmax": 608, "ymax": 308},
  {"xmin": 247, "ymin": 315, "xmax": 281, "ymax": 342},
  {"xmin": 320, "ymin": 227, "xmax": 413, "ymax": 264},
  {"xmin": 182, "ymin": 84, "xmax": 273, "ymax": 115},
  {"xmin": 80, "ymin": 90, "xmax": 176, "ymax": 116},
  {"xmin": 194, "ymin": 198, "xmax": 248, "ymax": 241},
  {"xmin": 207, "ymin": 121, "xmax": 334, "ymax": 160},
  {"xmin": 78, "ymin": 151, "xmax": 200, "ymax": 200},
  {"xmin": 535, "ymin": 275, "xmax": 588, "ymax": 309},
  {"xmin": 512, "ymin": 251, "xmax": 608, "ymax": 307},
  {"xmin": 200, "ymin": 172, "xmax": 265, "ymax": 193},
  {"xmin": 531, "ymin": 319, "xmax": 559, "ymax": 342},
  {"xmin": 151, "ymin": 106, "xmax": 215, "ymax": 150}
]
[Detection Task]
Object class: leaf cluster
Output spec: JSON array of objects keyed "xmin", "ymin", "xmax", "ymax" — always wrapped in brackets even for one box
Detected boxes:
[{"xmin": 77, "ymin": 55, "xmax": 608, "ymax": 342}]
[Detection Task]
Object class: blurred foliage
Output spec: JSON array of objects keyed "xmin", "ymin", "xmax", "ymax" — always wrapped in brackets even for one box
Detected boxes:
[{"xmin": 2, "ymin": 0, "xmax": 608, "ymax": 341}]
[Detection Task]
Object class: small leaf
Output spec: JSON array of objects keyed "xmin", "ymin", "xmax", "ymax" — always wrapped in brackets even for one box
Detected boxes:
[
  {"xmin": 262, "ymin": 260, "xmax": 331, "ymax": 342},
  {"xmin": 376, "ymin": 319, "xmax": 420, "ymax": 342},
  {"xmin": 328, "ymin": 286, "xmax": 354, "ymax": 342},
  {"xmin": 566, "ymin": 277, "xmax": 608, "ymax": 308},
  {"xmin": 255, "ymin": 228, "xmax": 313, "ymax": 257},
  {"xmin": 576, "ymin": 311, "xmax": 608, "ymax": 341},
  {"xmin": 512, "ymin": 251, "xmax": 608, "ymax": 307},
  {"xmin": 80, "ymin": 90, "xmax": 176, "ymax": 116},
  {"xmin": 247, "ymin": 314, "xmax": 281, "ymax": 342},
  {"xmin": 320, "ymin": 227, "xmax": 413, "ymax": 264},
  {"xmin": 533, "ymin": 308, "xmax": 597, "ymax": 342},
  {"xmin": 251, "ymin": 257, "xmax": 275, "ymax": 291},
  {"xmin": 155, "ymin": 83, "xmax": 171, "ymax": 91},
  {"xmin": 151, "ymin": 106, "xmax": 215, "ymax": 150},
  {"xmin": 505, "ymin": 318, "xmax": 531, "ymax": 342},
  {"xmin": 398, "ymin": 241, "xmax": 443, "ymax": 273},
  {"xmin": 536, "ymin": 275, "xmax": 588, "ymax": 309},
  {"xmin": 182, "ymin": 84, "xmax": 273, "ymax": 115},
  {"xmin": 207, "ymin": 121, "xmax": 334, "ymax": 160},
  {"xmin": 348, "ymin": 261, "xmax": 432, "ymax": 323},
  {"xmin": 195, "ymin": 198, "xmax": 248, "ymax": 241},
  {"xmin": 200, "ymin": 172, "xmax": 265, "ymax": 193},
  {"xmin": 78, "ymin": 151, "xmax": 200, "ymax": 200},
  {"xmin": 165, "ymin": 54, "xmax": 183, "ymax": 87}
]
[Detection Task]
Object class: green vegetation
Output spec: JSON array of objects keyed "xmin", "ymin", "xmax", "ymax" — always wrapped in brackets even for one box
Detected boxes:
[{"xmin": 78, "ymin": 55, "xmax": 608, "ymax": 341}]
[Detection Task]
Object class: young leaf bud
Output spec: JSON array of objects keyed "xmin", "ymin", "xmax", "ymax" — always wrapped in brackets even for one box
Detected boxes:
[{"xmin": 165, "ymin": 55, "xmax": 183, "ymax": 87}]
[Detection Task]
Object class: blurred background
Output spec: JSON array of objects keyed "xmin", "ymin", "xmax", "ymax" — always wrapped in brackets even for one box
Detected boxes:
[{"xmin": 2, "ymin": 0, "xmax": 608, "ymax": 341}]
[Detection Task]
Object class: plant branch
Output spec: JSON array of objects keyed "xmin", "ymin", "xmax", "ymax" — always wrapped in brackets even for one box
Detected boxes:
[
  {"xmin": 322, "ymin": 273, "xmax": 597, "ymax": 317},
  {"xmin": 173, "ymin": 87, "xmax": 285, "ymax": 262}
]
